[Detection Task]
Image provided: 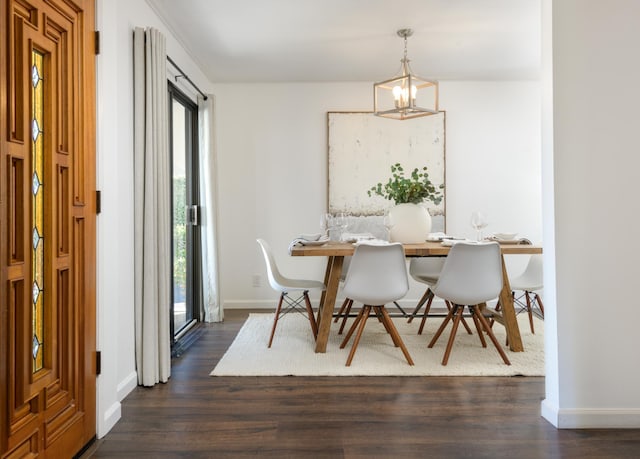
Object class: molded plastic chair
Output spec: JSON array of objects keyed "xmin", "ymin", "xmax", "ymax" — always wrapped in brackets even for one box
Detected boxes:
[
  {"xmin": 335, "ymin": 255, "xmax": 410, "ymax": 335},
  {"xmin": 508, "ymin": 254, "xmax": 544, "ymax": 333},
  {"xmin": 407, "ymin": 257, "xmax": 474, "ymax": 336},
  {"xmin": 256, "ymin": 239, "xmax": 325, "ymax": 348},
  {"xmin": 339, "ymin": 243, "xmax": 414, "ymax": 366},
  {"xmin": 428, "ymin": 242, "xmax": 511, "ymax": 366}
]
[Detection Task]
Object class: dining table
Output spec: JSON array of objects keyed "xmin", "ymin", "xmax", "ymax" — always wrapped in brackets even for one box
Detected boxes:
[{"xmin": 290, "ymin": 240, "xmax": 543, "ymax": 353}]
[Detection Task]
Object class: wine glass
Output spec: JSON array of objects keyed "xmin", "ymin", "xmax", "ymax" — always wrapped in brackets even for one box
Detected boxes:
[
  {"xmin": 334, "ymin": 212, "xmax": 349, "ymax": 240},
  {"xmin": 470, "ymin": 211, "xmax": 488, "ymax": 241},
  {"xmin": 320, "ymin": 213, "xmax": 332, "ymax": 236},
  {"xmin": 383, "ymin": 210, "xmax": 394, "ymax": 241}
]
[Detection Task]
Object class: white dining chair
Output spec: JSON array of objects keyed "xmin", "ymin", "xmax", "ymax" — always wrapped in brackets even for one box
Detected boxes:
[
  {"xmin": 508, "ymin": 254, "xmax": 544, "ymax": 333},
  {"xmin": 408, "ymin": 257, "xmax": 474, "ymax": 336},
  {"xmin": 339, "ymin": 243, "xmax": 414, "ymax": 366},
  {"xmin": 428, "ymin": 242, "xmax": 511, "ymax": 366},
  {"xmin": 256, "ymin": 239, "xmax": 325, "ymax": 348}
]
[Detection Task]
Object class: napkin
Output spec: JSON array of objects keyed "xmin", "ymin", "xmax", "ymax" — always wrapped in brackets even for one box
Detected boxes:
[
  {"xmin": 340, "ymin": 232, "xmax": 375, "ymax": 243},
  {"xmin": 288, "ymin": 238, "xmax": 305, "ymax": 253},
  {"xmin": 354, "ymin": 238, "xmax": 391, "ymax": 246},
  {"xmin": 486, "ymin": 236, "xmax": 532, "ymax": 245},
  {"xmin": 288, "ymin": 236, "xmax": 330, "ymax": 253},
  {"xmin": 440, "ymin": 238, "xmax": 475, "ymax": 247},
  {"xmin": 426, "ymin": 232, "xmax": 447, "ymax": 241}
]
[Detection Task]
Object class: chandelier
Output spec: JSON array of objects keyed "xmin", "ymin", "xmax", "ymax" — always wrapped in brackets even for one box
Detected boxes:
[{"xmin": 373, "ymin": 29, "xmax": 439, "ymax": 120}]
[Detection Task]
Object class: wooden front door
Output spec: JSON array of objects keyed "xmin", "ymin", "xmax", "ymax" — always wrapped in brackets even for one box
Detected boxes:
[{"xmin": 0, "ymin": 0, "xmax": 97, "ymax": 457}]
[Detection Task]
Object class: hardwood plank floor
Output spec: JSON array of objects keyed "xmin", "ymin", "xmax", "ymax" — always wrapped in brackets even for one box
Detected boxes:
[{"xmin": 84, "ymin": 310, "xmax": 640, "ymax": 459}]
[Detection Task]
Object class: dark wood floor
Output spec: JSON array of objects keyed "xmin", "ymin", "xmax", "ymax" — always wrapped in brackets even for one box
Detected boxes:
[{"xmin": 84, "ymin": 310, "xmax": 640, "ymax": 459}]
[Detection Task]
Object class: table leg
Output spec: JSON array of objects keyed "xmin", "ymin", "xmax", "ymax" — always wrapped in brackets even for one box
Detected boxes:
[
  {"xmin": 316, "ymin": 257, "xmax": 333, "ymax": 324},
  {"xmin": 315, "ymin": 255, "xmax": 343, "ymax": 353},
  {"xmin": 498, "ymin": 254, "xmax": 524, "ymax": 352}
]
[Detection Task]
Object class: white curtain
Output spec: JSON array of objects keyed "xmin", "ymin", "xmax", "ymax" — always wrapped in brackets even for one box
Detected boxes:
[
  {"xmin": 198, "ymin": 95, "xmax": 223, "ymax": 322},
  {"xmin": 133, "ymin": 27, "xmax": 171, "ymax": 386}
]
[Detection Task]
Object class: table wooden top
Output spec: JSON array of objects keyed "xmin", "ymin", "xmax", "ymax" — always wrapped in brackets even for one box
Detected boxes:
[{"xmin": 290, "ymin": 240, "xmax": 542, "ymax": 257}]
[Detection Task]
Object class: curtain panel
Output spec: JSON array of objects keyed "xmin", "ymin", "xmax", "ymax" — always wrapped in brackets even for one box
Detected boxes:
[
  {"xmin": 198, "ymin": 96, "xmax": 223, "ymax": 322},
  {"xmin": 133, "ymin": 27, "xmax": 171, "ymax": 386}
]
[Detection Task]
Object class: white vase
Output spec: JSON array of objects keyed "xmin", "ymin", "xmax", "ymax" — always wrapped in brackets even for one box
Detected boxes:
[{"xmin": 388, "ymin": 203, "xmax": 432, "ymax": 244}]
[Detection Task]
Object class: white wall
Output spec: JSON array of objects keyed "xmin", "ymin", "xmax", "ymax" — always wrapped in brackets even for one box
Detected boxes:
[
  {"xmin": 542, "ymin": 0, "xmax": 640, "ymax": 428},
  {"xmin": 95, "ymin": 0, "xmax": 214, "ymax": 438},
  {"xmin": 213, "ymin": 80, "xmax": 542, "ymax": 309}
]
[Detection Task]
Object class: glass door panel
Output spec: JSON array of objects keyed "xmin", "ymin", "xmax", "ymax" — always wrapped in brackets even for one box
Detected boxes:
[
  {"xmin": 169, "ymin": 84, "xmax": 200, "ymax": 345},
  {"xmin": 172, "ymin": 101, "xmax": 189, "ymax": 332}
]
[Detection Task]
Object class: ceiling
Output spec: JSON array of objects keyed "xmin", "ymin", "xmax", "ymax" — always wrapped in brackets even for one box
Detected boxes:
[{"xmin": 146, "ymin": 0, "xmax": 541, "ymax": 83}]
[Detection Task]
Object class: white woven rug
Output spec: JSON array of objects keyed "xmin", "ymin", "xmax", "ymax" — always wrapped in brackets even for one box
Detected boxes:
[{"xmin": 210, "ymin": 312, "xmax": 545, "ymax": 377}]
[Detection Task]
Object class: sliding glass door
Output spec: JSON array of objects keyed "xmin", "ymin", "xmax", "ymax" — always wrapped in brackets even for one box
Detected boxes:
[{"xmin": 169, "ymin": 84, "xmax": 201, "ymax": 346}]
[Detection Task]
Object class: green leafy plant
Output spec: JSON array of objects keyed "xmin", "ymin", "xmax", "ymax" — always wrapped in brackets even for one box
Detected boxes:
[{"xmin": 368, "ymin": 162, "xmax": 444, "ymax": 205}]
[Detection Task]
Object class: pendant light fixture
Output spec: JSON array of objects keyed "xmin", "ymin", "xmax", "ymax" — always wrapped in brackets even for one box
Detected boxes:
[{"xmin": 374, "ymin": 29, "xmax": 439, "ymax": 120}]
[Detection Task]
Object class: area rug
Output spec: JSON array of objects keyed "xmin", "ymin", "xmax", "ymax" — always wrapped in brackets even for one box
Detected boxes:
[{"xmin": 210, "ymin": 312, "xmax": 544, "ymax": 377}]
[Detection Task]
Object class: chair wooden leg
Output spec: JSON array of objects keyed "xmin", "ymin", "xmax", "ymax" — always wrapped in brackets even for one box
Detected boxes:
[
  {"xmin": 428, "ymin": 304, "xmax": 455, "ymax": 348},
  {"xmin": 374, "ymin": 306, "xmax": 398, "ymax": 346},
  {"xmin": 340, "ymin": 306, "xmax": 366, "ymax": 348},
  {"xmin": 268, "ymin": 293, "xmax": 285, "ymax": 348},
  {"xmin": 338, "ymin": 299, "xmax": 354, "ymax": 334},
  {"xmin": 525, "ymin": 292, "xmax": 535, "ymax": 334},
  {"xmin": 441, "ymin": 305, "xmax": 464, "ymax": 365},
  {"xmin": 334, "ymin": 297, "xmax": 351, "ymax": 323},
  {"xmin": 378, "ymin": 306, "xmax": 414, "ymax": 365},
  {"xmin": 473, "ymin": 307, "xmax": 511, "ymax": 365},
  {"xmin": 443, "ymin": 300, "xmax": 472, "ymax": 335},
  {"xmin": 460, "ymin": 316, "xmax": 473, "ymax": 335},
  {"xmin": 536, "ymin": 294, "xmax": 545, "ymax": 317},
  {"xmin": 374, "ymin": 306, "xmax": 394, "ymax": 340},
  {"xmin": 408, "ymin": 288, "xmax": 432, "ymax": 323},
  {"xmin": 417, "ymin": 292, "xmax": 435, "ymax": 335},
  {"xmin": 303, "ymin": 291, "xmax": 318, "ymax": 340},
  {"xmin": 345, "ymin": 306, "xmax": 372, "ymax": 366},
  {"xmin": 471, "ymin": 311, "xmax": 487, "ymax": 348}
]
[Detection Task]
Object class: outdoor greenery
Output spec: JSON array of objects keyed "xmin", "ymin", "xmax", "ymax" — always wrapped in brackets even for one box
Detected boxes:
[
  {"xmin": 368, "ymin": 162, "xmax": 444, "ymax": 205},
  {"xmin": 173, "ymin": 177, "xmax": 187, "ymax": 302}
]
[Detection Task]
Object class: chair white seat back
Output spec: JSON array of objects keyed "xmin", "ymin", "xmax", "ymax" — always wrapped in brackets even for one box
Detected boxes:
[
  {"xmin": 342, "ymin": 243, "xmax": 409, "ymax": 306},
  {"xmin": 256, "ymin": 238, "xmax": 324, "ymax": 293},
  {"xmin": 510, "ymin": 254, "xmax": 543, "ymax": 292},
  {"xmin": 433, "ymin": 242, "xmax": 503, "ymax": 306},
  {"xmin": 409, "ymin": 257, "xmax": 445, "ymax": 286}
]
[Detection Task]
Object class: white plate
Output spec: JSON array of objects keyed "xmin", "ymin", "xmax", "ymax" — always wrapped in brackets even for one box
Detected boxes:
[
  {"xmin": 299, "ymin": 237, "xmax": 329, "ymax": 246},
  {"xmin": 299, "ymin": 233, "xmax": 322, "ymax": 241},
  {"xmin": 493, "ymin": 232, "xmax": 518, "ymax": 240},
  {"xmin": 353, "ymin": 239, "xmax": 390, "ymax": 246},
  {"xmin": 493, "ymin": 238, "xmax": 522, "ymax": 244}
]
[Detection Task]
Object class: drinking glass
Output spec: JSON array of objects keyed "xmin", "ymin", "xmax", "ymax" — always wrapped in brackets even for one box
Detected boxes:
[
  {"xmin": 470, "ymin": 211, "xmax": 488, "ymax": 241},
  {"xmin": 320, "ymin": 213, "xmax": 332, "ymax": 235},
  {"xmin": 383, "ymin": 211, "xmax": 394, "ymax": 241},
  {"xmin": 334, "ymin": 212, "xmax": 348, "ymax": 240}
]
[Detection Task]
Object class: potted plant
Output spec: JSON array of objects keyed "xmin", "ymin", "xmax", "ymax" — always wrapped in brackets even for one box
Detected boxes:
[
  {"xmin": 368, "ymin": 163, "xmax": 444, "ymax": 243},
  {"xmin": 367, "ymin": 163, "xmax": 443, "ymax": 205}
]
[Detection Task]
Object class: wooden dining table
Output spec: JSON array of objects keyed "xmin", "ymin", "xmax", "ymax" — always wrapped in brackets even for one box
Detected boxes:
[{"xmin": 290, "ymin": 240, "xmax": 542, "ymax": 353}]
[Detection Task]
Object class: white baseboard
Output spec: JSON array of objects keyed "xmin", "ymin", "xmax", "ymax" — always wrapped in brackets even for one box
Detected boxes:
[
  {"xmin": 117, "ymin": 370, "xmax": 138, "ymax": 401},
  {"xmin": 542, "ymin": 399, "xmax": 640, "ymax": 428},
  {"xmin": 98, "ymin": 401, "xmax": 121, "ymax": 438},
  {"xmin": 540, "ymin": 399, "xmax": 559, "ymax": 427}
]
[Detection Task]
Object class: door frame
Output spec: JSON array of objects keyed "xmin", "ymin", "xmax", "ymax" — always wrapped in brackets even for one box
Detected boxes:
[{"xmin": 0, "ymin": 0, "xmax": 97, "ymax": 456}]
